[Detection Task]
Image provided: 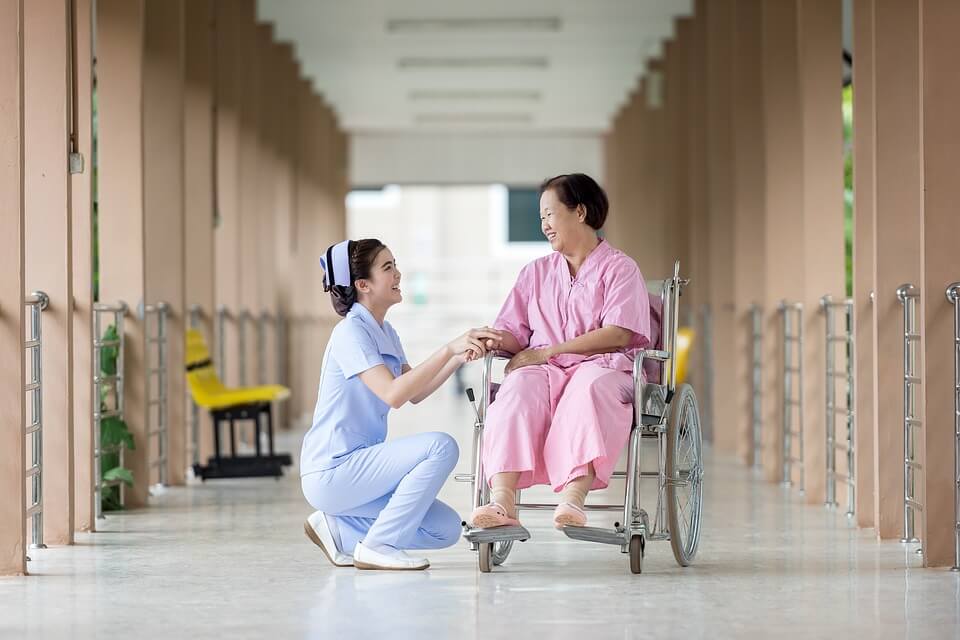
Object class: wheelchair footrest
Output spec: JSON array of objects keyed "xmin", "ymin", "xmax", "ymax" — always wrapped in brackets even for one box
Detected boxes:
[
  {"xmin": 562, "ymin": 525, "xmax": 630, "ymax": 546},
  {"xmin": 461, "ymin": 524, "xmax": 531, "ymax": 544}
]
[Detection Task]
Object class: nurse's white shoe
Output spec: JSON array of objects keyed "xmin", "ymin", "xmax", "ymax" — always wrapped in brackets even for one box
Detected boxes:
[
  {"xmin": 353, "ymin": 542, "xmax": 430, "ymax": 571},
  {"xmin": 304, "ymin": 511, "xmax": 354, "ymax": 567}
]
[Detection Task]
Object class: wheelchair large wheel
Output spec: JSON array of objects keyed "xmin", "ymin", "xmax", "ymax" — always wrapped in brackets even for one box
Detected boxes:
[{"xmin": 665, "ymin": 383, "xmax": 703, "ymax": 567}]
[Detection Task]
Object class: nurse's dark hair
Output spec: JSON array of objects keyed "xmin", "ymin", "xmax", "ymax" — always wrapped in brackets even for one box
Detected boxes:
[
  {"xmin": 539, "ymin": 173, "xmax": 609, "ymax": 230},
  {"xmin": 328, "ymin": 238, "xmax": 387, "ymax": 317}
]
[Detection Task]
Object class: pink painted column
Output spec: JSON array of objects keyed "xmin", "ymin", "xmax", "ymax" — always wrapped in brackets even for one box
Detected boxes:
[
  {"xmin": 852, "ymin": 0, "xmax": 878, "ymax": 529},
  {"xmin": 24, "ymin": 0, "xmax": 76, "ymax": 545},
  {"xmin": 71, "ymin": 0, "xmax": 96, "ymax": 532},
  {"xmin": 0, "ymin": 0, "xmax": 27, "ymax": 576},
  {"xmin": 919, "ymin": 0, "xmax": 960, "ymax": 569}
]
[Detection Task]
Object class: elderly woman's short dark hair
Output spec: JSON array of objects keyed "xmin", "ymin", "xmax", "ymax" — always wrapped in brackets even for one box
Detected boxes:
[{"xmin": 539, "ymin": 173, "xmax": 609, "ymax": 230}]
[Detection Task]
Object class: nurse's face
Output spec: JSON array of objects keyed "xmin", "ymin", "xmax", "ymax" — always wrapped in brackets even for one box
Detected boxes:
[
  {"xmin": 540, "ymin": 188, "xmax": 586, "ymax": 253},
  {"xmin": 357, "ymin": 247, "xmax": 403, "ymax": 306}
]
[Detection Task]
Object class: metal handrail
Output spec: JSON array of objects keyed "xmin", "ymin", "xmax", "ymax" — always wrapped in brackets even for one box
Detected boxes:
[
  {"xmin": 701, "ymin": 303, "xmax": 714, "ymax": 440},
  {"xmin": 24, "ymin": 291, "xmax": 49, "ymax": 551},
  {"xmin": 896, "ymin": 284, "xmax": 922, "ymax": 548},
  {"xmin": 256, "ymin": 311, "xmax": 273, "ymax": 386},
  {"xmin": 188, "ymin": 304, "xmax": 203, "ymax": 468},
  {"xmin": 93, "ymin": 301, "xmax": 128, "ymax": 518},
  {"xmin": 821, "ymin": 295, "xmax": 855, "ymax": 517},
  {"xmin": 142, "ymin": 302, "xmax": 170, "ymax": 488},
  {"xmin": 216, "ymin": 305, "xmax": 230, "ymax": 380},
  {"xmin": 779, "ymin": 300, "xmax": 805, "ymax": 492},
  {"xmin": 236, "ymin": 309, "xmax": 254, "ymax": 387},
  {"xmin": 945, "ymin": 282, "xmax": 960, "ymax": 571},
  {"xmin": 276, "ymin": 312, "xmax": 287, "ymax": 429},
  {"xmin": 750, "ymin": 304, "xmax": 763, "ymax": 469}
]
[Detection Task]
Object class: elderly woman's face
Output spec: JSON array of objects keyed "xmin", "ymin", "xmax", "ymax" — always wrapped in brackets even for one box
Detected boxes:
[{"xmin": 540, "ymin": 188, "xmax": 584, "ymax": 253}]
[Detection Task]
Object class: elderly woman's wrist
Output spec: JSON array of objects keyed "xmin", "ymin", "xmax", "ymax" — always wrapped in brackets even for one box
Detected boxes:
[{"xmin": 542, "ymin": 346, "xmax": 557, "ymax": 359}]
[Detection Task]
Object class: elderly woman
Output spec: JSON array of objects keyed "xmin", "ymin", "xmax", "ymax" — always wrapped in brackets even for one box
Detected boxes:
[{"xmin": 469, "ymin": 173, "xmax": 651, "ymax": 530}]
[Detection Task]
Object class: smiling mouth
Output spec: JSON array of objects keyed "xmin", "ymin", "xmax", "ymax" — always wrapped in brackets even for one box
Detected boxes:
[{"xmin": 546, "ymin": 232, "xmax": 557, "ymax": 241}]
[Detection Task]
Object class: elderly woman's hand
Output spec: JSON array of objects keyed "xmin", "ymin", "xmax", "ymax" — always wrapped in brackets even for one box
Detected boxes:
[{"xmin": 505, "ymin": 348, "xmax": 551, "ymax": 375}]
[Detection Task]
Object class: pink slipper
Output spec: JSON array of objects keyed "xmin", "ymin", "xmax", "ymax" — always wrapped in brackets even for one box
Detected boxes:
[
  {"xmin": 553, "ymin": 502, "xmax": 587, "ymax": 530},
  {"xmin": 469, "ymin": 502, "xmax": 521, "ymax": 529}
]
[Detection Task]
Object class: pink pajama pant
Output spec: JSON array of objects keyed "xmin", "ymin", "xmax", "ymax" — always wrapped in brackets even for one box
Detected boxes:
[{"xmin": 481, "ymin": 362, "xmax": 635, "ymax": 492}]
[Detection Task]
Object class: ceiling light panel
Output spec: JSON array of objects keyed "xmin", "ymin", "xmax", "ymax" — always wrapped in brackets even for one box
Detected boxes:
[
  {"xmin": 409, "ymin": 89, "xmax": 542, "ymax": 101},
  {"xmin": 398, "ymin": 56, "xmax": 549, "ymax": 70},
  {"xmin": 387, "ymin": 17, "xmax": 562, "ymax": 34},
  {"xmin": 414, "ymin": 112, "xmax": 534, "ymax": 125}
]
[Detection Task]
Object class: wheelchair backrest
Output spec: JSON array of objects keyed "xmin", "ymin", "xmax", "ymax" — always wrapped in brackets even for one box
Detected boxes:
[{"xmin": 643, "ymin": 261, "xmax": 686, "ymax": 392}]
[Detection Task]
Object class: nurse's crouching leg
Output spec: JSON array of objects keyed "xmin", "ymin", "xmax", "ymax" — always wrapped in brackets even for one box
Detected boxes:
[{"xmin": 336, "ymin": 499, "xmax": 461, "ymax": 552}]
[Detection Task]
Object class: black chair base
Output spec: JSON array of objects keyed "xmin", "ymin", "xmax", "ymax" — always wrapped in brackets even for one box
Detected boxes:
[
  {"xmin": 195, "ymin": 402, "xmax": 292, "ymax": 481},
  {"xmin": 193, "ymin": 454, "xmax": 291, "ymax": 480}
]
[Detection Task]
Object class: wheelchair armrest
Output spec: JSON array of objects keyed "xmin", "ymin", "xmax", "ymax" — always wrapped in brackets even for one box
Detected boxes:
[{"xmin": 638, "ymin": 349, "xmax": 671, "ymax": 361}]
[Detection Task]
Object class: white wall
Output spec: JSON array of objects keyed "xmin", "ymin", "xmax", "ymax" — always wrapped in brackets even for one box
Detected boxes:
[
  {"xmin": 349, "ymin": 132, "xmax": 604, "ymax": 187},
  {"xmin": 347, "ymin": 184, "xmax": 551, "ymax": 364}
]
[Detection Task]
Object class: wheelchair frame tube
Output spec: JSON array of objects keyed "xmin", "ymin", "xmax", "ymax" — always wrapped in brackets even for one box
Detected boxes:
[{"xmin": 946, "ymin": 282, "xmax": 960, "ymax": 572}]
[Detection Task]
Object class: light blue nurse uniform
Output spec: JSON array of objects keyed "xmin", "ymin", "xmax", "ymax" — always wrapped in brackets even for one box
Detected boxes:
[{"xmin": 300, "ymin": 302, "xmax": 461, "ymax": 553}]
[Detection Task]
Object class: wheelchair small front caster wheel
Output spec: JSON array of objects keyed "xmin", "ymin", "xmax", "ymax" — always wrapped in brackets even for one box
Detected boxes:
[
  {"xmin": 478, "ymin": 542, "xmax": 492, "ymax": 573},
  {"xmin": 629, "ymin": 535, "xmax": 645, "ymax": 574}
]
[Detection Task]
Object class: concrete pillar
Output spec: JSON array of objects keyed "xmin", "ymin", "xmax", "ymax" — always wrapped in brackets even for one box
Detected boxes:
[
  {"xmin": 705, "ymin": 0, "xmax": 738, "ymax": 456},
  {"xmin": 731, "ymin": 0, "xmax": 766, "ymax": 466},
  {"xmin": 872, "ymin": 0, "xmax": 923, "ymax": 540},
  {"xmin": 96, "ymin": 0, "xmax": 150, "ymax": 507},
  {"xmin": 852, "ymin": 0, "xmax": 877, "ymax": 529},
  {"xmin": 0, "ymin": 0, "xmax": 27, "ymax": 576},
  {"xmin": 183, "ymin": 0, "xmax": 215, "ymax": 465},
  {"xmin": 272, "ymin": 44, "xmax": 299, "ymax": 429},
  {"xmin": 214, "ymin": 0, "xmax": 243, "ymax": 391},
  {"xmin": 24, "ymin": 0, "xmax": 75, "ymax": 544},
  {"xmin": 237, "ymin": 2, "xmax": 260, "ymax": 400},
  {"xmin": 143, "ymin": 0, "xmax": 186, "ymax": 486},
  {"xmin": 761, "ymin": 0, "xmax": 805, "ymax": 484},
  {"xmin": 686, "ymin": 1, "xmax": 711, "ymax": 439},
  {"xmin": 256, "ymin": 25, "xmax": 278, "ymax": 388},
  {"xmin": 798, "ymin": 0, "xmax": 845, "ymax": 507},
  {"xmin": 71, "ymin": 0, "xmax": 96, "ymax": 531},
  {"xmin": 919, "ymin": 0, "xmax": 960, "ymax": 569}
]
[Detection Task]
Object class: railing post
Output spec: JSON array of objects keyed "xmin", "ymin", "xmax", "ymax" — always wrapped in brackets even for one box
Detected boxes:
[
  {"xmin": 188, "ymin": 304, "xmax": 202, "ymax": 468},
  {"xmin": 24, "ymin": 292, "xmax": 49, "ymax": 553},
  {"xmin": 751, "ymin": 304, "xmax": 763, "ymax": 469},
  {"xmin": 92, "ymin": 301, "xmax": 128, "ymax": 519},
  {"xmin": 216, "ymin": 305, "xmax": 228, "ymax": 381},
  {"xmin": 896, "ymin": 284, "xmax": 922, "ymax": 550},
  {"xmin": 142, "ymin": 302, "xmax": 170, "ymax": 489},
  {"xmin": 945, "ymin": 282, "xmax": 960, "ymax": 571},
  {"xmin": 821, "ymin": 296, "xmax": 856, "ymax": 516},
  {"xmin": 256, "ymin": 311, "xmax": 269, "ymax": 386},
  {"xmin": 780, "ymin": 301, "xmax": 804, "ymax": 492},
  {"xmin": 822, "ymin": 296, "xmax": 838, "ymax": 507}
]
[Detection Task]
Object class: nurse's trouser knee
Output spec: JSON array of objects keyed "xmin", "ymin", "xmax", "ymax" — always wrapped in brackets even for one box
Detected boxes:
[{"xmin": 301, "ymin": 431, "xmax": 461, "ymax": 551}]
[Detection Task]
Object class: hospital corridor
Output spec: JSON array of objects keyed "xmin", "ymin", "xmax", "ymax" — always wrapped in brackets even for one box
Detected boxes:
[{"xmin": 2, "ymin": 1, "xmax": 960, "ymax": 638}]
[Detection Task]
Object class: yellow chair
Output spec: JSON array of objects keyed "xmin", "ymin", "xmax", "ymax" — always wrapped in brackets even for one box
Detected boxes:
[{"xmin": 186, "ymin": 329, "xmax": 292, "ymax": 480}]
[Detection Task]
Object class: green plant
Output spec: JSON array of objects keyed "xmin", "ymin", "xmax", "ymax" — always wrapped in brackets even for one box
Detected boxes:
[{"xmin": 99, "ymin": 324, "xmax": 134, "ymax": 511}]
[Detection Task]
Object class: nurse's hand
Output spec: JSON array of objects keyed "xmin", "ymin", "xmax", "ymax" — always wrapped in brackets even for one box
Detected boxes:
[
  {"xmin": 448, "ymin": 331, "xmax": 488, "ymax": 362},
  {"xmin": 505, "ymin": 348, "xmax": 551, "ymax": 375}
]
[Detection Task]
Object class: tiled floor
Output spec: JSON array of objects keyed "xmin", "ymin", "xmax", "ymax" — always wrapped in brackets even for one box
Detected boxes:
[{"xmin": 2, "ymin": 391, "xmax": 958, "ymax": 639}]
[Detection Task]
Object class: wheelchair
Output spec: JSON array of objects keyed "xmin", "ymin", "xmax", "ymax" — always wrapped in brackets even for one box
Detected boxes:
[{"xmin": 458, "ymin": 261, "xmax": 703, "ymax": 574}]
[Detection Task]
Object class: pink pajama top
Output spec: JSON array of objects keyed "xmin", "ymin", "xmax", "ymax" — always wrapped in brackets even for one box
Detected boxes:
[{"xmin": 494, "ymin": 239, "xmax": 652, "ymax": 371}]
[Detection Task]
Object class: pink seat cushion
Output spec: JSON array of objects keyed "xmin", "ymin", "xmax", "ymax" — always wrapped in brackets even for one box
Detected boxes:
[{"xmin": 644, "ymin": 293, "xmax": 663, "ymax": 383}]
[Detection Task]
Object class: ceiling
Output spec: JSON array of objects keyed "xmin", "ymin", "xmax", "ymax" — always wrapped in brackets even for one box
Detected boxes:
[{"xmin": 257, "ymin": 0, "xmax": 693, "ymax": 134}]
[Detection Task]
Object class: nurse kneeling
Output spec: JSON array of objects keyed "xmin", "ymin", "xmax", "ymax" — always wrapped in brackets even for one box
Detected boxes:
[{"xmin": 301, "ymin": 238, "xmax": 495, "ymax": 571}]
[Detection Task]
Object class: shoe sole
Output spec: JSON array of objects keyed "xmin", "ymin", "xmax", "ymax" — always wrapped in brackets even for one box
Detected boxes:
[
  {"xmin": 553, "ymin": 514, "xmax": 587, "ymax": 530},
  {"xmin": 354, "ymin": 559, "xmax": 430, "ymax": 571},
  {"xmin": 303, "ymin": 521, "xmax": 353, "ymax": 567},
  {"xmin": 471, "ymin": 513, "xmax": 521, "ymax": 529}
]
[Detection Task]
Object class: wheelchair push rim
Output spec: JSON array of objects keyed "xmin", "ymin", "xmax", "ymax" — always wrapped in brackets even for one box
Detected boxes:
[{"xmin": 665, "ymin": 383, "xmax": 703, "ymax": 566}]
